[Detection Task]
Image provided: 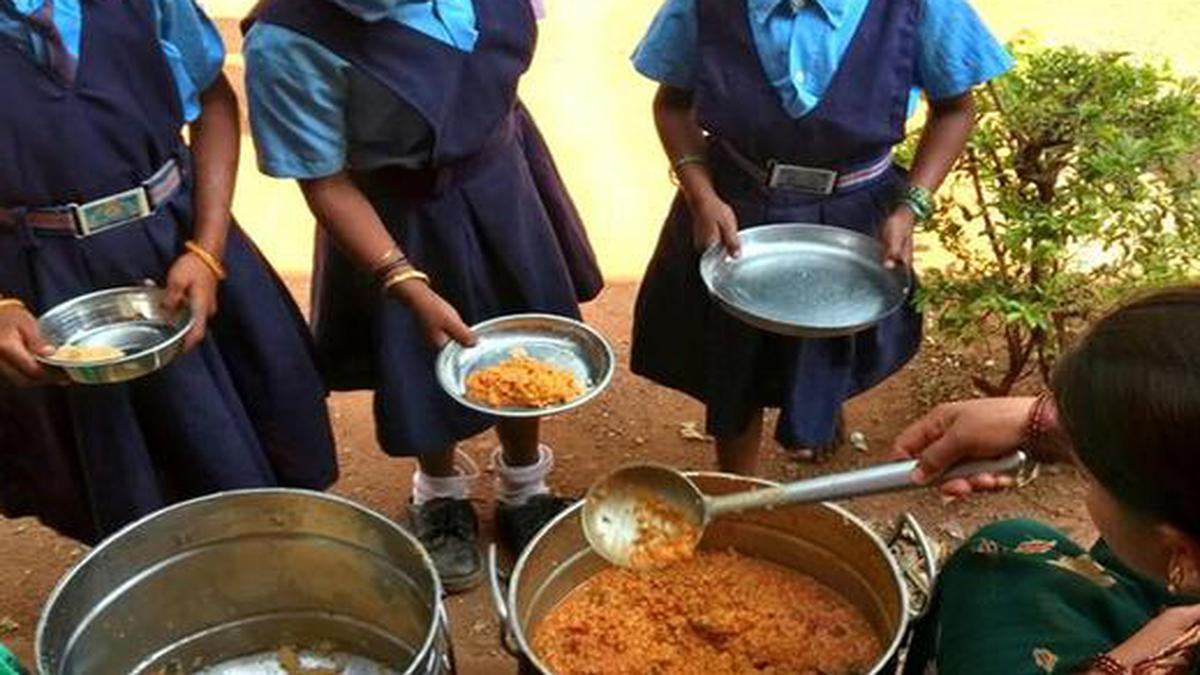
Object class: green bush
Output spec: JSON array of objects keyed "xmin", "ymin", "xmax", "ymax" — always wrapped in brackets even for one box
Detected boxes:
[{"xmin": 911, "ymin": 43, "xmax": 1200, "ymax": 395}]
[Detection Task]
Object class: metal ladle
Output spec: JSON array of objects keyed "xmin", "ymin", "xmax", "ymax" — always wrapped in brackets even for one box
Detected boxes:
[{"xmin": 582, "ymin": 452, "xmax": 1026, "ymax": 569}]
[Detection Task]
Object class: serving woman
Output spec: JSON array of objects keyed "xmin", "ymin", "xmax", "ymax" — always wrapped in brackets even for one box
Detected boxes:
[
  {"xmin": 896, "ymin": 287, "xmax": 1200, "ymax": 674},
  {"xmin": 628, "ymin": 0, "xmax": 1012, "ymax": 473},
  {"xmin": 0, "ymin": 0, "xmax": 338, "ymax": 543},
  {"xmin": 243, "ymin": 0, "xmax": 603, "ymax": 590}
]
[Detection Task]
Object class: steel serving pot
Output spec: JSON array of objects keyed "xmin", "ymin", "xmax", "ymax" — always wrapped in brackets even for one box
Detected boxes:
[
  {"xmin": 489, "ymin": 473, "xmax": 936, "ymax": 675},
  {"xmin": 37, "ymin": 489, "xmax": 454, "ymax": 675}
]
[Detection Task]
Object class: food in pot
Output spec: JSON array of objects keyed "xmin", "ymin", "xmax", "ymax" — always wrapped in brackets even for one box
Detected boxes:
[
  {"xmin": 277, "ymin": 645, "xmax": 344, "ymax": 675},
  {"xmin": 534, "ymin": 551, "xmax": 881, "ymax": 675},
  {"xmin": 465, "ymin": 348, "xmax": 584, "ymax": 408},
  {"xmin": 51, "ymin": 343, "xmax": 125, "ymax": 362}
]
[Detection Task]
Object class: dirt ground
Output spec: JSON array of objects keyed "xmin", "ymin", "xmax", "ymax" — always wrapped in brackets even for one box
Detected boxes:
[{"xmin": 0, "ymin": 280, "xmax": 1093, "ymax": 672}]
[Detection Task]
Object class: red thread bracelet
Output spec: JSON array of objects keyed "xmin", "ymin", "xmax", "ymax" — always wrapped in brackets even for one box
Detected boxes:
[
  {"xmin": 1083, "ymin": 654, "xmax": 1128, "ymax": 674},
  {"xmin": 1021, "ymin": 393, "xmax": 1051, "ymax": 461}
]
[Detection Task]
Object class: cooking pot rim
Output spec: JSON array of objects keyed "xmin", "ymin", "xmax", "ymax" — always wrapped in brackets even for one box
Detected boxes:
[
  {"xmin": 506, "ymin": 472, "xmax": 913, "ymax": 675},
  {"xmin": 36, "ymin": 487, "xmax": 446, "ymax": 675}
]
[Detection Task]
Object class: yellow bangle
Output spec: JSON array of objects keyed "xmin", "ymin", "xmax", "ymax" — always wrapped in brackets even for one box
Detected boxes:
[
  {"xmin": 669, "ymin": 153, "xmax": 707, "ymax": 185},
  {"xmin": 184, "ymin": 240, "xmax": 227, "ymax": 281},
  {"xmin": 372, "ymin": 246, "xmax": 404, "ymax": 273},
  {"xmin": 0, "ymin": 298, "xmax": 26, "ymax": 312},
  {"xmin": 381, "ymin": 267, "xmax": 430, "ymax": 294}
]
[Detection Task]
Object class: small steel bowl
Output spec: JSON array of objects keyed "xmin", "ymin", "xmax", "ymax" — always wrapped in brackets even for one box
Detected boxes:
[
  {"xmin": 436, "ymin": 313, "xmax": 615, "ymax": 418},
  {"xmin": 36, "ymin": 286, "xmax": 195, "ymax": 385}
]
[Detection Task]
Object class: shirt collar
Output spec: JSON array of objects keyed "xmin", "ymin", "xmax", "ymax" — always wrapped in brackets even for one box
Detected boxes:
[{"xmin": 748, "ymin": 0, "xmax": 850, "ymax": 28}]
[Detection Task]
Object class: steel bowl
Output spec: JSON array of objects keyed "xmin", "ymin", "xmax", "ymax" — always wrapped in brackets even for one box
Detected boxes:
[
  {"xmin": 35, "ymin": 286, "xmax": 194, "ymax": 384},
  {"xmin": 700, "ymin": 223, "xmax": 911, "ymax": 337},
  {"xmin": 37, "ymin": 489, "xmax": 454, "ymax": 675},
  {"xmin": 490, "ymin": 473, "xmax": 936, "ymax": 675},
  {"xmin": 435, "ymin": 313, "xmax": 615, "ymax": 418}
]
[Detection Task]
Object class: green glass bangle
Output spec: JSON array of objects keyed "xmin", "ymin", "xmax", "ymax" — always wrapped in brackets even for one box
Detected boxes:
[{"xmin": 900, "ymin": 185, "xmax": 934, "ymax": 222}]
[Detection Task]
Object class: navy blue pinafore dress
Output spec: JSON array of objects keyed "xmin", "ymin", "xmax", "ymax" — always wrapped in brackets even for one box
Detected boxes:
[
  {"xmin": 631, "ymin": 0, "xmax": 923, "ymax": 448},
  {"xmin": 252, "ymin": 0, "xmax": 603, "ymax": 457},
  {"xmin": 0, "ymin": 0, "xmax": 337, "ymax": 543}
]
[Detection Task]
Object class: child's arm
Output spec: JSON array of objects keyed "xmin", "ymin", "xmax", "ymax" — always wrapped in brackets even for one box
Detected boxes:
[
  {"xmin": 165, "ymin": 73, "xmax": 240, "ymax": 350},
  {"xmin": 880, "ymin": 92, "xmax": 976, "ymax": 268},
  {"xmin": 298, "ymin": 173, "xmax": 476, "ymax": 348},
  {"xmin": 654, "ymin": 85, "xmax": 741, "ymax": 256}
]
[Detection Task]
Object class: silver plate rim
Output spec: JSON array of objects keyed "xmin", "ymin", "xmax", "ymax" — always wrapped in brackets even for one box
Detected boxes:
[
  {"xmin": 699, "ymin": 222, "xmax": 912, "ymax": 338},
  {"xmin": 33, "ymin": 285, "xmax": 196, "ymax": 369},
  {"xmin": 435, "ymin": 313, "xmax": 615, "ymax": 419}
]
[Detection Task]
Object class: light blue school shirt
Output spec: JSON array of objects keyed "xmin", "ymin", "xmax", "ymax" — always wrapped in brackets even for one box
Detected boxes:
[
  {"xmin": 632, "ymin": 0, "xmax": 1014, "ymax": 118},
  {"xmin": 245, "ymin": 0, "xmax": 540, "ymax": 180},
  {"xmin": 0, "ymin": 0, "xmax": 225, "ymax": 122}
]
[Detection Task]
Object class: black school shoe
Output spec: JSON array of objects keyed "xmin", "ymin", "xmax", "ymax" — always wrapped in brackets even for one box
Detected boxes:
[
  {"xmin": 496, "ymin": 494, "xmax": 575, "ymax": 558},
  {"xmin": 407, "ymin": 498, "xmax": 484, "ymax": 593}
]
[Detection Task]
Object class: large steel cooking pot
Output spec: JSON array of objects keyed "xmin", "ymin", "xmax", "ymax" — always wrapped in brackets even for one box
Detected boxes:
[
  {"xmin": 37, "ymin": 489, "xmax": 453, "ymax": 675},
  {"xmin": 489, "ymin": 472, "xmax": 935, "ymax": 674}
]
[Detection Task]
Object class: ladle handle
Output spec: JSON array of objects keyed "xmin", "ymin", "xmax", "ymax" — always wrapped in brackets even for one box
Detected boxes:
[{"xmin": 705, "ymin": 451, "xmax": 1026, "ymax": 519}]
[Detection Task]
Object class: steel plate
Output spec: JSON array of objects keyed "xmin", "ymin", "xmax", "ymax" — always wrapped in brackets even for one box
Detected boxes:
[
  {"xmin": 700, "ymin": 223, "xmax": 911, "ymax": 337},
  {"xmin": 436, "ymin": 314, "xmax": 615, "ymax": 418},
  {"xmin": 35, "ymin": 285, "xmax": 195, "ymax": 384}
]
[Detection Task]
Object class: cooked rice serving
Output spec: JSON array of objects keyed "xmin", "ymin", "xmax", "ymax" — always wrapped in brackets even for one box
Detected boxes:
[
  {"xmin": 465, "ymin": 349, "xmax": 584, "ymax": 408},
  {"xmin": 52, "ymin": 344, "xmax": 124, "ymax": 362},
  {"xmin": 627, "ymin": 495, "xmax": 701, "ymax": 570},
  {"xmin": 533, "ymin": 551, "xmax": 881, "ymax": 675}
]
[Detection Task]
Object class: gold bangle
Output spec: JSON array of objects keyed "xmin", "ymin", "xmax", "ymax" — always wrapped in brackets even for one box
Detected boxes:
[
  {"xmin": 669, "ymin": 153, "xmax": 707, "ymax": 186},
  {"xmin": 0, "ymin": 298, "xmax": 26, "ymax": 312},
  {"xmin": 184, "ymin": 240, "xmax": 227, "ymax": 281},
  {"xmin": 372, "ymin": 246, "xmax": 404, "ymax": 273},
  {"xmin": 381, "ymin": 267, "xmax": 430, "ymax": 294},
  {"xmin": 672, "ymin": 153, "xmax": 707, "ymax": 172}
]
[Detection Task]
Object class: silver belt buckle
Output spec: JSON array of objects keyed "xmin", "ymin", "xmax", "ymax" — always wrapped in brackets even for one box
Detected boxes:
[
  {"xmin": 766, "ymin": 161, "xmax": 838, "ymax": 195},
  {"xmin": 71, "ymin": 186, "xmax": 151, "ymax": 238}
]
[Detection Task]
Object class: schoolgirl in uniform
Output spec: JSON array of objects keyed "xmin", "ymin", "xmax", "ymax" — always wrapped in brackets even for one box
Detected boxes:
[
  {"xmin": 0, "ymin": 0, "xmax": 338, "ymax": 543},
  {"xmin": 630, "ymin": 0, "xmax": 1013, "ymax": 474},
  {"xmin": 243, "ymin": 0, "xmax": 602, "ymax": 590}
]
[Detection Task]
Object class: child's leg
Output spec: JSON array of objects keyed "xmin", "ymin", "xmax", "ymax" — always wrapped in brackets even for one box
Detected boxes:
[
  {"xmin": 494, "ymin": 417, "xmax": 552, "ymax": 504},
  {"xmin": 416, "ymin": 447, "xmax": 459, "ymax": 477},
  {"xmin": 715, "ymin": 409, "xmax": 764, "ymax": 476},
  {"xmin": 494, "ymin": 417, "xmax": 571, "ymax": 555},
  {"xmin": 409, "ymin": 446, "xmax": 482, "ymax": 592},
  {"xmin": 497, "ymin": 417, "xmax": 540, "ymax": 466}
]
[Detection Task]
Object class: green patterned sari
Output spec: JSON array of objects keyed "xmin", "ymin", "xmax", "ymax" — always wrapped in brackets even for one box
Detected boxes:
[{"xmin": 904, "ymin": 519, "xmax": 1198, "ymax": 674}]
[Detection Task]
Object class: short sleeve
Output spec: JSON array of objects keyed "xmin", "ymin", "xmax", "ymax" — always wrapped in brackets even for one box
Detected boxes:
[
  {"xmin": 631, "ymin": 0, "xmax": 698, "ymax": 90},
  {"xmin": 152, "ymin": 0, "xmax": 226, "ymax": 122},
  {"xmin": 915, "ymin": 0, "xmax": 1014, "ymax": 101},
  {"xmin": 244, "ymin": 26, "xmax": 351, "ymax": 179}
]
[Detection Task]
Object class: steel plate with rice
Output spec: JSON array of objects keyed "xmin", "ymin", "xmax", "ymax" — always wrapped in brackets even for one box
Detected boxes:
[
  {"xmin": 36, "ymin": 286, "xmax": 194, "ymax": 384},
  {"xmin": 436, "ymin": 314, "xmax": 615, "ymax": 418},
  {"xmin": 700, "ymin": 223, "xmax": 910, "ymax": 337}
]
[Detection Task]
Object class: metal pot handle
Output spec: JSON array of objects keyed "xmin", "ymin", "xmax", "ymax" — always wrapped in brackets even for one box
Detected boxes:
[
  {"xmin": 889, "ymin": 512, "xmax": 938, "ymax": 619},
  {"xmin": 486, "ymin": 544, "xmax": 523, "ymax": 658},
  {"xmin": 437, "ymin": 603, "xmax": 458, "ymax": 674}
]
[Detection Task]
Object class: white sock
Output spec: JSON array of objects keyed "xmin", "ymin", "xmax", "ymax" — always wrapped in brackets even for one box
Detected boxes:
[
  {"xmin": 412, "ymin": 450, "xmax": 480, "ymax": 505},
  {"xmin": 494, "ymin": 445, "xmax": 554, "ymax": 506}
]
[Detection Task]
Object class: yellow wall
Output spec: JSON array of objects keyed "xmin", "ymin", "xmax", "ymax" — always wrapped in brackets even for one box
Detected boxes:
[{"xmin": 213, "ymin": 1, "xmax": 1200, "ymax": 280}]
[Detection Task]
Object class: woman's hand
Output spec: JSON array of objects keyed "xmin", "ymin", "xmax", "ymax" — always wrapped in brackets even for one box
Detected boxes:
[
  {"xmin": 892, "ymin": 397, "xmax": 1035, "ymax": 497},
  {"xmin": 1102, "ymin": 604, "xmax": 1200, "ymax": 672},
  {"xmin": 686, "ymin": 189, "xmax": 741, "ymax": 257},
  {"xmin": 0, "ymin": 304, "xmax": 54, "ymax": 386},
  {"xmin": 391, "ymin": 281, "xmax": 476, "ymax": 349},
  {"xmin": 880, "ymin": 206, "xmax": 916, "ymax": 269},
  {"xmin": 164, "ymin": 253, "xmax": 220, "ymax": 352}
]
